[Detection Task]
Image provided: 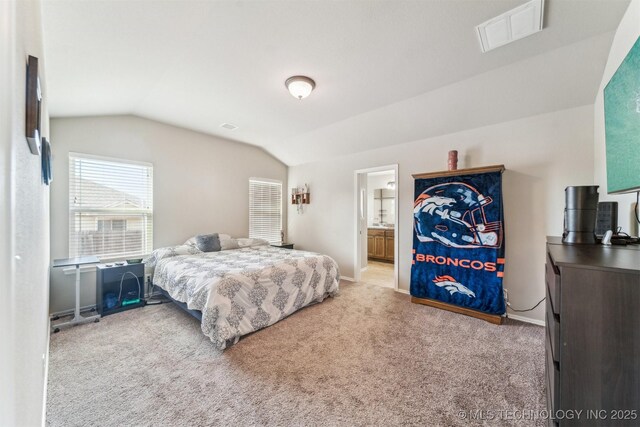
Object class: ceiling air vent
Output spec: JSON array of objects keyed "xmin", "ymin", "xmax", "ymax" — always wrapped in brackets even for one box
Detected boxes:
[
  {"xmin": 220, "ymin": 123, "xmax": 238, "ymax": 131},
  {"xmin": 476, "ymin": 0, "xmax": 544, "ymax": 53}
]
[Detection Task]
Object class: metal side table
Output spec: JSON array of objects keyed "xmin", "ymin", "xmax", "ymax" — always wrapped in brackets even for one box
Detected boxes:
[{"xmin": 51, "ymin": 256, "xmax": 101, "ymax": 332}]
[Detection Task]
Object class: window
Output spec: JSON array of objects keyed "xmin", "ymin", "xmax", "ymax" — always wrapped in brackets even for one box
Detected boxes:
[
  {"xmin": 69, "ymin": 153, "xmax": 153, "ymax": 259},
  {"xmin": 97, "ymin": 219, "xmax": 127, "ymax": 232},
  {"xmin": 249, "ymin": 178, "xmax": 282, "ymax": 244}
]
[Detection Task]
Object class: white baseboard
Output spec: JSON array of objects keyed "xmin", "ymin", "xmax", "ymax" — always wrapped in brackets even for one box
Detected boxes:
[
  {"xmin": 42, "ymin": 319, "xmax": 51, "ymax": 427},
  {"xmin": 341, "ymin": 276, "xmax": 355, "ymax": 282},
  {"xmin": 507, "ymin": 313, "xmax": 545, "ymax": 326},
  {"xmin": 389, "ymin": 293, "xmax": 543, "ymax": 325}
]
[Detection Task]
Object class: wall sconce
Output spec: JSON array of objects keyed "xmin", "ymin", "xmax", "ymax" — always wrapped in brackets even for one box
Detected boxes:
[{"xmin": 292, "ymin": 184, "xmax": 310, "ymax": 213}]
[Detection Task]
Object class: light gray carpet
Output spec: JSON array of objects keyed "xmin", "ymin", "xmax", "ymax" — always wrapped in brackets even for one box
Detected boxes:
[{"xmin": 47, "ymin": 281, "xmax": 545, "ymax": 426}]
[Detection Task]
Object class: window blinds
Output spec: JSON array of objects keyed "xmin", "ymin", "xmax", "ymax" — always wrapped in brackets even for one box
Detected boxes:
[
  {"xmin": 249, "ymin": 178, "xmax": 282, "ymax": 244},
  {"xmin": 69, "ymin": 153, "xmax": 153, "ymax": 259}
]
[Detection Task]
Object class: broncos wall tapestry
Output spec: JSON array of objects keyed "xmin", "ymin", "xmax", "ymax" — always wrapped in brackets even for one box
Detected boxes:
[{"xmin": 410, "ymin": 169, "xmax": 506, "ymax": 316}]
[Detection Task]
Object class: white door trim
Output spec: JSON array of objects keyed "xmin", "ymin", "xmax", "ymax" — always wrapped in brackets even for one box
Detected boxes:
[{"xmin": 353, "ymin": 164, "xmax": 399, "ymax": 291}]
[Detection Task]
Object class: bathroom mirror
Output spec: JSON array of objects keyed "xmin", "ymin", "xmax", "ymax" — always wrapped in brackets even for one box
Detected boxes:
[{"xmin": 372, "ymin": 189, "xmax": 395, "ymax": 226}]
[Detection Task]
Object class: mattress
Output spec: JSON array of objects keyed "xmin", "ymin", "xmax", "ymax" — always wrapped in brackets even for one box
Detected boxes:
[{"xmin": 147, "ymin": 245, "xmax": 340, "ymax": 349}]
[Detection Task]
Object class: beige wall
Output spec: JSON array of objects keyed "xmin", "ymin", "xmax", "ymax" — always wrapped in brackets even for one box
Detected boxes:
[
  {"xmin": 50, "ymin": 115, "xmax": 287, "ymax": 313},
  {"xmin": 0, "ymin": 0, "xmax": 51, "ymax": 425},
  {"xmin": 594, "ymin": 0, "xmax": 640, "ymax": 236},
  {"xmin": 288, "ymin": 105, "xmax": 595, "ymax": 323}
]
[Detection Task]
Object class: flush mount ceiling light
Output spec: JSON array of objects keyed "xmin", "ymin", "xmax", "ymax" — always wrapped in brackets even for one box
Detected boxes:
[
  {"xmin": 220, "ymin": 123, "xmax": 238, "ymax": 131},
  {"xmin": 476, "ymin": 0, "xmax": 544, "ymax": 53},
  {"xmin": 285, "ymin": 76, "xmax": 315, "ymax": 100}
]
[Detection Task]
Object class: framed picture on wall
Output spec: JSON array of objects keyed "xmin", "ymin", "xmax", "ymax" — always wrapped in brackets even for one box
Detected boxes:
[
  {"xmin": 25, "ymin": 55, "xmax": 42, "ymax": 155},
  {"xmin": 41, "ymin": 137, "xmax": 52, "ymax": 185}
]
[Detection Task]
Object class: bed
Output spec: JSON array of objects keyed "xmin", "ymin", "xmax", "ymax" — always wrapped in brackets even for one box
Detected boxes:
[{"xmin": 145, "ymin": 240, "xmax": 340, "ymax": 349}]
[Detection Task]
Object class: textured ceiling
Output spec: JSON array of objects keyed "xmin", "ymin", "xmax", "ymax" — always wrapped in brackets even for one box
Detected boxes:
[{"xmin": 43, "ymin": 0, "xmax": 630, "ymax": 165}]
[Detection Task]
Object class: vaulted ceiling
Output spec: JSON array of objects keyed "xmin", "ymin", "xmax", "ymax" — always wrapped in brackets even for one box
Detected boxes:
[{"xmin": 43, "ymin": 0, "xmax": 630, "ymax": 165}]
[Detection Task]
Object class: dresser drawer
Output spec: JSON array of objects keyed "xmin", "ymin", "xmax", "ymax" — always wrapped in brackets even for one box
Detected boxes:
[
  {"xmin": 545, "ymin": 375, "xmax": 559, "ymax": 427},
  {"xmin": 545, "ymin": 252, "xmax": 561, "ymax": 315},
  {"xmin": 546, "ymin": 332, "xmax": 560, "ymax": 415},
  {"xmin": 545, "ymin": 289, "xmax": 560, "ymax": 363}
]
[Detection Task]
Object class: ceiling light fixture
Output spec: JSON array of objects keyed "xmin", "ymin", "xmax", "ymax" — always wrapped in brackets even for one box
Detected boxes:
[
  {"xmin": 220, "ymin": 123, "xmax": 238, "ymax": 130},
  {"xmin": 285, "ymin": 76, "xmax": 315, "ymax": 100}
]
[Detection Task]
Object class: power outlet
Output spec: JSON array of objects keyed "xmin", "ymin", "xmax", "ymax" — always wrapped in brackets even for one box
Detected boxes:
[{"xmin": 503, "ymin": 288, "xmax": 509, "ymax": 306}]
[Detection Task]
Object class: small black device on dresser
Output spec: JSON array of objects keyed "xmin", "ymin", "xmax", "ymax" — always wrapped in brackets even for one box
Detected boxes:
[
  {"xmin": 96, "ymin": 261, "xmax": 145, "ymax": 316},
  {"xmin": 595, "ymin": 201, "xmax": 618, "ymax": 237}
]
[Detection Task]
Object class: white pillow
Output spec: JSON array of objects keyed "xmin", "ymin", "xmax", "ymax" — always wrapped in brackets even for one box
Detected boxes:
[
  {"xmin": 236, "ymin": 238, "xmax": 270, "ymax": 248},
  {"xmin": 220, "ymin": 238, "xmax": 241, "ymax": 251},
  {"xmin": 144, "ymin": 244, "xmax": 202, "ymax": 268}
]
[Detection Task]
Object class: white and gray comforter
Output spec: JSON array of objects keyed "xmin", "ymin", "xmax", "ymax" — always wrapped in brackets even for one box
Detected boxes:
[{"xmin": 147, "ymin": 245, "xmax": 340, "ymax": 349}]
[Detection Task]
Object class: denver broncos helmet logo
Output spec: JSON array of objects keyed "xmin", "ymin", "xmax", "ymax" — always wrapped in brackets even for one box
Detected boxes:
[{"xmin": 414, "ymin": 182, "xmax": 502, "ymax": 249}]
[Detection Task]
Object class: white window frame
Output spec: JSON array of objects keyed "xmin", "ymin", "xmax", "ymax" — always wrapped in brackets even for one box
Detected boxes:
[
  {"xmin": 68, "ymin": 152, "xmax": 153, "ymax": 260},
  {"xmin": 249, "ymin": 178, "xmax": 283, "ymax": 245}
]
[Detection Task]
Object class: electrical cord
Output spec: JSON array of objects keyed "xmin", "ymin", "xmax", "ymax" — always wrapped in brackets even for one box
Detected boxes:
[
  {"xmin": 635, "ymin": 191, "xmax": 640, "ymax": 225},
  {"xmin": 507, "ymin": 297, "xmax": 545, "ymax": 313},
  {"xmin": 613, "ymin": 228, "xmax": 640, "ymax": 244},
  {"xmin": 145, "ymin": 278, "xmax": 172, "ymax": 305},
  {"xmin": 118, "ymin": 271, "xmax": 141, "ymax": 305}
]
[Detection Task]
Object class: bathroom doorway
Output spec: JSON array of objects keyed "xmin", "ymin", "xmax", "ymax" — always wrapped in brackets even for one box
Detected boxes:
[{"xmin": 353, "ymin": 165, "xmax": 398, "ymax": 290}]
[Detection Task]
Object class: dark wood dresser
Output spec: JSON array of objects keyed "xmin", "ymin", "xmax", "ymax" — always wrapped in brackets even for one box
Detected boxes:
[{"xmin": 546, "ymin": 237, "xmax": 640, "ymax": 426}]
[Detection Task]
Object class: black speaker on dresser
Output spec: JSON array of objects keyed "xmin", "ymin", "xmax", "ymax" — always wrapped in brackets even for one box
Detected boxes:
[
  {"xmin": 563, "ymin": 186, "xmax": 599, "ymax": 244},
  {"xmin": 595, "ymin": 201, "xmax": 618, "ymax": 237}
]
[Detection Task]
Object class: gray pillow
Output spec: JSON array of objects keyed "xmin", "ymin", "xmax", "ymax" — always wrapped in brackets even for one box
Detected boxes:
[
  {"xmin": 220, "ymin": 238, "xmax": 240, "ymax": 251},
  {"xmin": 195, "ymin": 233, "xmax": 221, "ymax": 252}
]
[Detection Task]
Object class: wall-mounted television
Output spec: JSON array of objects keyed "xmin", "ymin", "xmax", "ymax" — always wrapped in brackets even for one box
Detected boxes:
[{"xmin": 604, "ymin": 35, "xmax": 640, "ymax": 194}]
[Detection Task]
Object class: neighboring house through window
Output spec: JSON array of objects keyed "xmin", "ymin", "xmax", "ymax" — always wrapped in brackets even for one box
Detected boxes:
[
  {"xmin": 97, "ymin": 219, "xmax": 127, "ymax": 232},
  {"xmin": 249, "ymin": 178, "xmax": 282, "ymax": 244},
  {"xmin": 69, "ymin": 153, "xmax": 153, "ymax": 259}
]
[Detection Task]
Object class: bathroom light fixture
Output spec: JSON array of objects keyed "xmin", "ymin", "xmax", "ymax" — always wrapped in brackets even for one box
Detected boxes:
[
  {"xmin": 387, "ymin": 181, "xmax": 396, "ymax": 190},
  {"xmin": 285, "ymin": 76, "xmax": 315, "ymax": 100}
]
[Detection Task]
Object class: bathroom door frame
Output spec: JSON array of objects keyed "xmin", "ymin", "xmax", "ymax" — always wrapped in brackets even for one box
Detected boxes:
[{"xmin": 353, "ymin": 164, "xmax": 399, "ymax": 291}]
